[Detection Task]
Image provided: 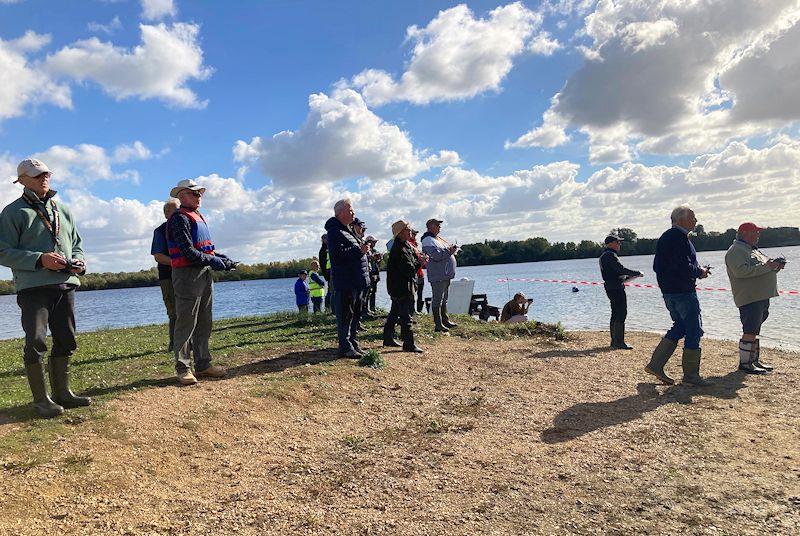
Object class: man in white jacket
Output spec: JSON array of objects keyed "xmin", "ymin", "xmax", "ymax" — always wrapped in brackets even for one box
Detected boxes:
[{"xmin": 421, "ymin": 218, "xmax": 459, "ymax": 333}]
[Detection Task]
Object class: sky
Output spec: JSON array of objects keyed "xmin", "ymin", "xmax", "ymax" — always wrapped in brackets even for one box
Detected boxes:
[{"xmin": 1, "ymin": 0, "xmax": 800, "ymax": 276}]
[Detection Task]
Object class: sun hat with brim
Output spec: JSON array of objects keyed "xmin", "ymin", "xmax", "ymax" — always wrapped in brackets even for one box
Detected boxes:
[
  {"xmin": 169, "ymin": 179, "xmax": 206, "ymax": 198},
  {"xmin": 737, "ymin": 222, "xmax": 765, "ymax": 233},
  {"xmin": 14, "ymin": 159, "xmax": 51, "ymax": 183},
  {"xmin": 391, "ymin": 220, "xmax": 410, "ymax": 237}
]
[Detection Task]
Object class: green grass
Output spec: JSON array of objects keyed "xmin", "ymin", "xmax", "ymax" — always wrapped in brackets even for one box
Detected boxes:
[
  {"xmin": 0, "ymin": 311, "xmax": 564, "ymax": 452},
  {"xmin": 358, "ymin": 349, "xmax": 386, "ymax": 369}
]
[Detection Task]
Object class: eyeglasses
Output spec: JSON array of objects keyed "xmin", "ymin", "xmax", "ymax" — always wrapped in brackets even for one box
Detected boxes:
[{"xmin": 181, "ymin": 189, "xmax": 203, "ymax": 198}]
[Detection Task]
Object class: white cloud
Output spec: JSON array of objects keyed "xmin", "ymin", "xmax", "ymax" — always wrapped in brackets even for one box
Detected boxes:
[
  {"xmin": 234, "ymin": 88, "xmax": 459, "ymax": 187},
  {"xmin": 0, "ymin": 32, "xmax": 72, "ymax": 122},
  {"xmin": 528, "ymin": 31, "xmax": 562, "ymax": 55},
  {"xmin": 141, "ymin": 0, "xmax": 176, "ymax": 21},
  {"xmin": 44, "ymin": 23, "xmax": 211, "ymax": 109},
  {"xmin": 87, "ymin": 16, "xmax": 123, "ymax": 35},
  {"xmin": 32, "ymin": 141, "xmax": 154, "ymax": 185},
  {"xmin": 509, "ymin": 0, "xmax": 800, "ymax": 162},
  {"xmin": 350, "ymin": 2, "xmax": 541, "ymax": 106}
]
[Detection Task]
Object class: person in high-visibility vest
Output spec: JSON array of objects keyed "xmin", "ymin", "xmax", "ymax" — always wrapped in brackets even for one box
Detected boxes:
[{"xmin": 308, "ymin": 260, "xmax": 327, "ymax": 313}]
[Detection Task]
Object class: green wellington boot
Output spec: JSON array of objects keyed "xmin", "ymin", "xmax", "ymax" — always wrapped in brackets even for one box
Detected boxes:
[
  {"xmin": 644, "ymin": 337, "xmax": 677, "ymax": 385},
  {"xmin": 681, "ymin": 348, "xmax": 712, "ymax": 386},
  {"xmin": 48, "ymin": 356, "xmax": 92, "ymax": 408},
  {"xmin": 24, "ymin": 362, "xmax": 64, "ymax": 418}
]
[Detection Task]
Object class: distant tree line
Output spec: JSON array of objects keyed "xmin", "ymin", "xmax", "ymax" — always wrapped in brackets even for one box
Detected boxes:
[
  {"xmin": 0, "ymin": 226, "xmax": 798, "ymax": 295},
  {"xmin": 456, "ymin": 226, "xmax": 800, "ymax": 267}
]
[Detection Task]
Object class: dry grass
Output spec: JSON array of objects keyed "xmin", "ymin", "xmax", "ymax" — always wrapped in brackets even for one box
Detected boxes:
[{"xmin": 1, "ymin": 330, "xmax": 799, "ymax": 535}]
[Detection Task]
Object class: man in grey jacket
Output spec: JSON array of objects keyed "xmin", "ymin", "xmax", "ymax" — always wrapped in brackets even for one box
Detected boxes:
[
  {"xmin": 724, "ymin": 222, "xmax": 784, "ymax": 374},
  {"xmin": 421, "ymin": 218, "xmax": 458, "ymax": 333}
]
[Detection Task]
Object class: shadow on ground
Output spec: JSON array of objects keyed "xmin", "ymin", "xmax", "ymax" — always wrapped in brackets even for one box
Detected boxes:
[
  {"xmin": 540, "ymin": 371, "xmax": 747, "ymax": 443},
  {"xmin": 0, "ymin": 348, "xmax": 345, "ymax": 425}
]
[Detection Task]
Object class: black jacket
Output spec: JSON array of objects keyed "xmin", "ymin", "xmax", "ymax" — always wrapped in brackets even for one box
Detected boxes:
[
  {"xmin": 653, "ymin": 227, "xmax": 703, "ymax": 294},
  {"xmin": 599, "ymin": 248, "xmax": 639, "ymax": 290},
  {"xmin": 386, "ymin": 238, "xmax": 422, "ymax": 299},
  {"xmin": 318, "ymin": 244, "xmax": 329, "ymax": 279},
  {"xmin": 324, "ymin": 217, "xmax": 370, "ymax": 292}
]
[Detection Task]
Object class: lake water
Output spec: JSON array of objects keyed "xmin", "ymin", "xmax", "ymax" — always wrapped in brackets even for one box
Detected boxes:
[{"xmin": 1, "ymin": 246, "xmax": 798, "ymax": 351}]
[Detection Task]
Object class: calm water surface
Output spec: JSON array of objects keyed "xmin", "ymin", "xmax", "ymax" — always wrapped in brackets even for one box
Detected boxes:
[{"xmin": 1, "ymin": 246, "xmax": 798, "ymax": 350}]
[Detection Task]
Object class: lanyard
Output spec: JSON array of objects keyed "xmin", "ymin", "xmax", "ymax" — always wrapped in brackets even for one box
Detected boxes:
[{"xmin": 21, "ymin": 192, "xmax": 60, "ymax": 248}]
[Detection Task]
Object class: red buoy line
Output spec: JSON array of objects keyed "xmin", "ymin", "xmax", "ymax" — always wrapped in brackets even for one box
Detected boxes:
[{"xmin": 496, "ymin": 277, "xmax": 800, "ymax": 297}]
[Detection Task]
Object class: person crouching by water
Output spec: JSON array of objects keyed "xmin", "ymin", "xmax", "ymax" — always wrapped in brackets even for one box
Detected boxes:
[
  {"xmin": 0, "ymin": 159, "xmax": 90, "ymax": 418},
  {"xmin": 421, "ymin": 218, "xmax": 458, "ymax": 333},
  {"xmin": 167, "ymin": 179, "xmax": 238, "ymax": 386},
  {"xmin": 599, "ymin": 233, "xmax": 644, "ymax": 350},
  {"xmin": 295, "ymin": 270, "xmax": 310, "ymax": 315},
  {"xmin": 645, "ymin": 205, "xmax": 711, "ymax": 386},
  {"xmin": 383, "ymin": 220, "xmax": 425, "ymax": 353},
  {"xmin": 325, "ymin": 199, "xmax": 371, "ymax": 357},
  {"xmin": 308, "ymin": 261, "xmax": 326, "ymax": 314},
  {"xmin": 501, "ymin": 293, "xmax": 532, "ymax": 323},
  {"xmin": 725, "ymin": 222, "xmax": 785, "ymax": 374}
]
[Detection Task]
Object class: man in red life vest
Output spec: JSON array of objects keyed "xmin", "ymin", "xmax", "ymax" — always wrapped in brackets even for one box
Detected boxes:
[{"xmin": 167, "ymin": 179, "xmax": 237, "ymax": 386}]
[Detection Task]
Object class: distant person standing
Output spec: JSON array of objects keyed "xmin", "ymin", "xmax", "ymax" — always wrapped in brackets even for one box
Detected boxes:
[
  {"xmin": 383, "ymin": 220, "xmax": 425, "ymax": 353},
  {"xmin": 725, "ymin": 222, "xmax": 785, "ymax": 374},
  {"xmin": 0, "ymin": 159, "xmax": 90, "ymax": 418},
  {"xmin": 319, "ymin": 234, "xmax": 332, "ymax": 312},
  {"xmin": 325, "ymin": 199, "xmax": 370, "ymax": 357},
  {"xmin": 645, "ymin": 205, "xmax": 711, "ymax": 386},
  {"xmin": 151, "ymin": 198, "xmax": 181, "ymax": 352},
  {"xmin": 294, "ymin": 270, "xmax": 310, "ymax": 314},
  {"xmin": 167, "ymin": 179, "xmax": 237, "ymax": 386},
  {"xmin": 365, "ymin": 235, "xmax": 381, "ymax": 314},
  {"xmin": 308, "ymin": 260, "xmax": 326, "ymax": 314},
  {"xmin": 599, "ymin": 234, "xmax": 643, "ymax": 350},
  {"xmin": 421, "ymin": 218, "xmax": 458, "ymax": 333},
  {"xmin": 409, "ymin": 229, "xmax": 426, "ymax": 313}
]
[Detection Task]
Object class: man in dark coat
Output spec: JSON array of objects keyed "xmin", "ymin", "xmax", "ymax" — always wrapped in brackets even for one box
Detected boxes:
[
  {"xmin": 645, "ymin": 205, "xmax": 711, "ymax": 386},
  {"xmin": 325, "ymin": 199, "xmax": 370, "ymax": 357},
  {"xmin": 383, "ymin": 220, "xmax": 425, "ymax": 353},
  {"xmin": 599, "ymin": 233, "xmax": 643, "ymax": 349}
]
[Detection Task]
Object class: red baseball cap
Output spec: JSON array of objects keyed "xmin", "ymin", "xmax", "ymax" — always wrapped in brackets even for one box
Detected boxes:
[{"xmin": 738, "ymin": 222, "xmax": 765, "ymax": 233}]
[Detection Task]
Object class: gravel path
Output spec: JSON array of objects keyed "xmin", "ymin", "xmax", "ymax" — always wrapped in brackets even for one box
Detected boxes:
[{"xmin": 1, "ymin": 331, "xmax": 799, "ymax": 535}]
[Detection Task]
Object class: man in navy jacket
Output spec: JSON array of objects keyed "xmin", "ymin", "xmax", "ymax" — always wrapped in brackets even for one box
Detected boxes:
[
  {"xmin": 645, "ymin": 205, "xmax": 711, "ymax": 386},
  {"xmin": 324, "ymin": 199, "xmax": 370, "ymax": 357}
]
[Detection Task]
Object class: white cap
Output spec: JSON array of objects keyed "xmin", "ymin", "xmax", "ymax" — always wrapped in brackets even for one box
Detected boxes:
[
  {"xmin": 15, "ymin": 159, "xmax": 51, "ymax": 183},
  {"xmin": 169, "ymin": 179, "xmax": 206, "ymax": 198}
]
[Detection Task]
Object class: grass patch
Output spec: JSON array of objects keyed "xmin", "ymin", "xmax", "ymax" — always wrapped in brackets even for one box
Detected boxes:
[
  {"xmin": 341, "ymin": 434, "xmax": 368, "ymax": 452},
  {"xmin": 62, "ymin": 453, "xmax": 93, "ymax": 471},
  {"xmin": 357, "ymin": 349, "xmax": 386, "ymax": 369}
]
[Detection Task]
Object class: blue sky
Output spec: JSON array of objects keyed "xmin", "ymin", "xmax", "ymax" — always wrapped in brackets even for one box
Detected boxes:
[{"xmin": 1, "ymin": 0, "xmax": 800, "ymax": 275}]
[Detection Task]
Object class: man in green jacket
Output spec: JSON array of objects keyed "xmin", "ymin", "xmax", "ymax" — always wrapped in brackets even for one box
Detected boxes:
[
  {"xmin": 724, "ymin": 222, "xmax": 785, "ymax": 374},
  {"xmin": 0, "ymin": 159, "xmax": 90, "ymax": 418}
]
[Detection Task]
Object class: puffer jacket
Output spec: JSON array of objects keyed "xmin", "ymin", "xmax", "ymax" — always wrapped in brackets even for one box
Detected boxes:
[{"xmin": 324, "ymin": 217, "xmax": 369, "ymax": 292}]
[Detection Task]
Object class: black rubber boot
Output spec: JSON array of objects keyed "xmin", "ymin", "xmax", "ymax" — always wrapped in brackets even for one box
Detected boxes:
[
  {"xmin": 401, "ymin": 325, "xmax": 424, "ymax": 353},
  {"xmin": 24, "ymin": 362, "xmax": 64, "ymax": 419},
  {"xmin": 738, "ymin": 339, "xmax": 767, "ymax": 374},
  {"xmin": 49, "ymin": 356, "xmax": 91, "ymax": 408},
  {"xmin": 432, "ymin": 308, "xmax": 447, "ymax": 332},
  {"xmin": 611, "ymin": 322, "xmax": 633, "ymax": 350},
  {"xmin": 682, "ymin": 348, "xmax": 712, "ymax": 386},
  {"xmin": 644, "ymin": 337, "xmax": 677, "ymax": 385},
  {"xmin": 441, "ymin": 305, "xmax": 458, "ymax": 328}
]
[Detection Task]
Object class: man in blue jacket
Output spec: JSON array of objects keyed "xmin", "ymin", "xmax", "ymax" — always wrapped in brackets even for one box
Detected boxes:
[
  {"xmin": 645, "ymin": 205, "xmax": 711, "ymax": 386},
  {"xmin": 324, "ymin": 199, "xmax": 370, "ymax": 357}
]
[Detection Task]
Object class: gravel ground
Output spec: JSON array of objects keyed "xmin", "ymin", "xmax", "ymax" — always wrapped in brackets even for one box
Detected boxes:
[{"xmin": 1, "ymin": 331, "xmax": 799, "ymax": 535}]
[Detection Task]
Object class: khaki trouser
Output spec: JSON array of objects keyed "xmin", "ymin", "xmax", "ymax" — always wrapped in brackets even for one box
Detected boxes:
[{"xmin": 172, "ymin": 266, "xmax": 213, "ymax": 373}]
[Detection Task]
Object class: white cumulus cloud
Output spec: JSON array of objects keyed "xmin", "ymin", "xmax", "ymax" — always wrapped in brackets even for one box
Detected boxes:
[
  {"xmin": 351, "ymin": 2, "xmax": 542, "ymax": 106},
  {"xmin": 141, "ymin": 0, "xmax": 176, "ymax": 21},
  {"xmin": 32, "ymin": 141, "xmax": 154, "ymax": 185},
  {"xmin": 44, "ymin": 22, "xmax": 211, "ymax": 109},
  {"xmin": 234, "ymin": 89, "xmax": 459, "ymax": 187}
]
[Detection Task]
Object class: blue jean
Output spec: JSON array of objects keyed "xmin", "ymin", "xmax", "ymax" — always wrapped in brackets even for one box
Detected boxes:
[
  {"xmin": 662, "ymin": 292, "xmax": 704, "ymax": 349},
  {"xmin": 333, "ymin": 289, "xmax": 363, "ymax": 354}
]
